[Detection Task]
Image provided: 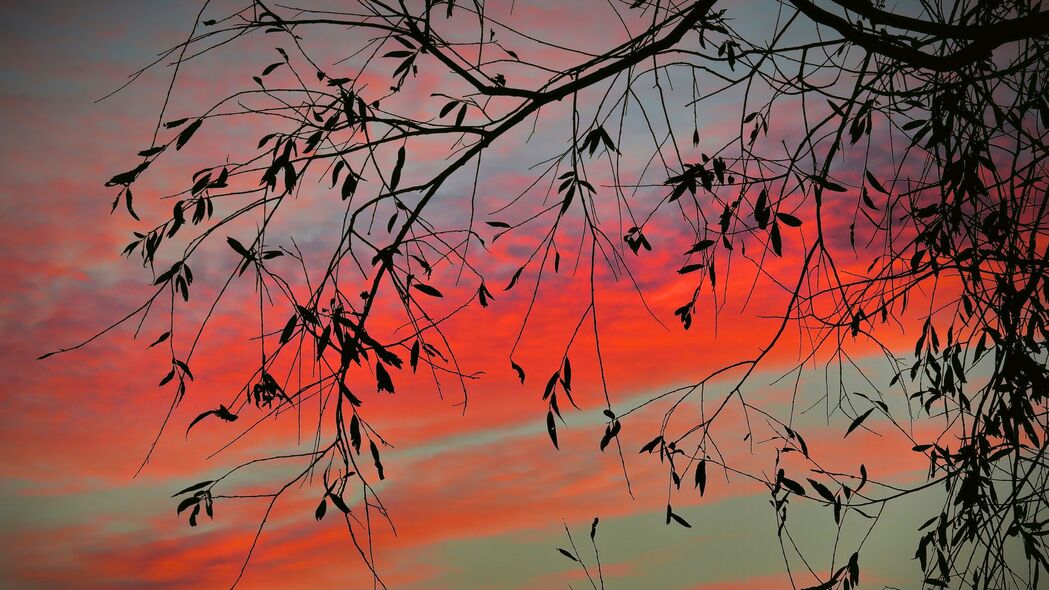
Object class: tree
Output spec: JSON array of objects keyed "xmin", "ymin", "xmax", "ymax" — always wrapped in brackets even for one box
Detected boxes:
[{"xmin": 44, "ymin": 0, "xmax": 1049, "ymax": 588}]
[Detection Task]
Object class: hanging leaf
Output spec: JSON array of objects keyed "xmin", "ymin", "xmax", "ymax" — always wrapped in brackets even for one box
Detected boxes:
[
  {"xmin": 845, "ymin": 408, "xmax": 874, "ymax": 438},
  {"xmin": 370, "ymin": 440, "xmax": 386, "ymax": 480},
  {"xmin": 776, "ymin": 212, "xmax": 802, "ymax": 227},
  {"xmin": 546, "ymin": 410, "xmax": 559, "ymax": 449},
  {"xmin": 599, "ymin": 420, "xmax": 621, "ymax": 451},
  {"xmin": 511, "ymin": 360, "xmax": 526, "ymax": 384},
  {"xmin": 411, "ymin": 283, "xmax": 444, "ymax": 297},
  {"xmin": 390, "ymin": 145, "xmax": 405, "ymax": 190},
  {"xmin": 176, "ymin": 119, "xmax": 203, "ymax": 150},
  {"xmin": 557, "ymin": 548, "xmax": 578, "ymax": 562},
  {"xmin": 865, "ymin": 170, "xmax": 889, "ymax": 194},
  {"xmin": 375, "ymin": 362, "xmax": 395, "ymax": 393},
  {"xmin": 695, "ymin": 459, "xmax": 707, "ymax": 495},
  {"xmin": 186, "ymin": 404, "xmax": 238, "ymax": 435}
]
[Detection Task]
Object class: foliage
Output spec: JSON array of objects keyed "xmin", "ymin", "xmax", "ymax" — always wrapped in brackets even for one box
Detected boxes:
[{"xmin": 46, "ymin": 1, "xmax": 1049, "ymax": 588}]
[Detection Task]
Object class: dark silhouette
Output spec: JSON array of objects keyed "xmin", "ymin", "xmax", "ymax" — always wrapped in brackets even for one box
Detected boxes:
[{"xmin": 44, "ymin": 1, "xmax": 1049, "ymax": 589}]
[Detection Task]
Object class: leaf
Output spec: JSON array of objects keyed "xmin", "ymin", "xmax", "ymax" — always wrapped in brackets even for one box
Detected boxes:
[
  {"xmin": 770, "ymin": 222, "xmax": 782, "ymax": 256},
  {"xmin": 845, "ymin": 408, "xmax": 875, "ymax": 438},
  {"xmin": 172, "ymin": 480, "xmax": 213, "ymax": 497},
  {"xmin": 390, "ymin": 146, "xmax": 405, "ymax": 191},
  {"xmin": 410, "ymin": 339, "xmax": 421, "ymax": 372},
  {"xmin": 375, "ymin": 362, "xmax": 395, "ymax": 393},
  {"xmin": 349, "ymin": 414, "xmax": 362, "ymax": 453},
  {"xmin": 328, "ymin": 492, "xmax": 351, "ymax": 514},
  {"xmin": 666, "ymin": 505, "xmax": 691, "ymax": 528},
  {"xmin": 546, "ymin": 410, "xmax": 559, "ymax": 449},
  {"xmin": 279, "ymin": 315, "xmax": 297, "ymax": 344},
  {"xmin": 262, "ymin": 61, "xmax": 284, "ymax": 76},
  {"xmin": 164, "ymin": 118, "xmax": 190, "ymax": 129},
  {"xmin": 780, "ymin": 476, "xmax": 806, "ymax": 496},
  {"xmin": 411, "ymin": 283, "xmax": 443, "ymax": 297},
  {"xmin": 370, "ymin": 440, "xmax": 385, "ymax": 480},
  {"xmin": 813, "ymin": 176, "xmax": 847, "ymax": 192},
  {"xmin": 149, "ymin": 331, "xmax": 171, "ymax": 348},
  {"xmin": 511, "ymin": 360, "xmax": 526, "ymax": 384},
  {"xmin": 865, "ymin": 170, "xmax": 888, "ymax": 194},
  {"xmin": 177, "ymin": 496, "xmax": 199, "ymax": 515},
  {"xmin": 341, "ymin": 171, "xmax": 358, "ymax": 200},
  {"xmin": 591, "ymin": 517, "xmax": 599, "ymax": 540},
  {"xmin": 340, "ymin": 381, "xmax": 363, "ymax": 407},
  {"xmin": 485, "ymin": 220, "xmax": 511, "ymax": 228},
  {"xmin": 639, "ymin": 436, "xmax": 663, "ymax": 453},
  {"xmin": 695, "ymin": 459, "xmax": 707, "ymax": 495},
  {"xmin": 186, "ymin": 405, "xmax": 238, "ymax": 435},
  {"xmin": 504, "ymin": 266, "xmax": 524, "ymax": 290},
  {"xmin": 158, "ymin": 369, "xmax": 175, "ymax": 386},
  {"xmin": 776, "ymin": 212, "xmax": 802, "ymax": 227},
  {"xmin": 557, "ymin": 548, "xmax": 578, "ymax": 562},
  {"xmin": 685, "ymin": 239, "xmax": 715, "ymax": 254},
  {"xmin": 106, "ymin": 161, "xmax": 150, "ymax": 187},
  {"xmin": 543, "ymin": 372, "xmax": 559, "ymax": 401},
  {"xmin": 176, "ymin": 119, "xmax": 203, "ymax": 150},
  {"xmin": 315, "ymin": 498, "xmax": 327, "ymax": 521},
  {"xmin": 808, "ymin": 478, "xmax": 835, "ymax": 503},
  {"xmin": 599, "ymin": 420, "xmax": 621, "ymax": 451},
  {"xmin": 227, "ymin": 237, "xmax": 252, "ymax": 259}
]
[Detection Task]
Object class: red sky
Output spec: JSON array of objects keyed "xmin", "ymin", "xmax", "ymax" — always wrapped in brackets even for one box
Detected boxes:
[{"xmin": 0, "ymin": 1, "xmax": 947, "ymax": 589}]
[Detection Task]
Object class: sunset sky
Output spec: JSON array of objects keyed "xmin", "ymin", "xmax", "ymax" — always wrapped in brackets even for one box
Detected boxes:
[{"xmin": 0, "ymin": 1, "xmax": 950, "ymax": 589}]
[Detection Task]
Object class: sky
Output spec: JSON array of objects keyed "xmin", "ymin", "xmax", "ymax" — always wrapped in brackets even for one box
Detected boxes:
[{"xmin": 0, "ymin": 1, "xmax": 951, "ymax": 589}]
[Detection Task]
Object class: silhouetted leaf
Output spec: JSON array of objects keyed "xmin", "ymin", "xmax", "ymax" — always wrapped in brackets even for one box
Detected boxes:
[
  {"xmin": 370, "ymin": 440, "xmax": 385, "ymax": 480},
  {"xmin": 411, "ymin": 283, "xmax": 443, "ymax": 297},
  {"xmin": 808, "ymin": 478, "xmax": 835, "ymax": 503},
  {"xmin": 666, "ymin": 505, "xmax": 691, "ymax": 528},
  {"xmin": 640, "ymin": 435, "xmax": 663, "ymax": 453},
  {"xmin": 149, "ymin": 332, "xmax": 171, "ymax": 348},
  {"xmin": 557, "ymin": 548, "xmax": 578, "ymax": 561},
  {"xmin": 695, "ymin": 459, "xmax": 707, "ymax": 495},
  {"xmin": 186, "ymin": 404, "xmax": 238, "ymax": 435},
  {"xmin": 375, "ymin": 362, "xmax": 395, "ymax": 393},
  {"xmin": 845, "ymin": 408, "xmax": 874, "ymax": 438},
  {"xmin": 172, "ymin": 480, "xmax": 213, "ymax": 497},
  {"xmin": 279, "ymin": 315, "xmax": 296, "ymax": 344},
  {"xmin": 329, "ymin": 492, "xmax": 351, "ymax": 514},
  {"xmin": 685, "ymin": 239, "xmax": 715, "ymax": 254},
  {"xmin": 177, "ymin": 496, "xmax": 199, "ymax": 515},
  {"xmin": 546, "ymin": 410, "xmax": 558, "ymax": 449},
  {"xmin": 390, "ymin": 146, "xmax": 405, "ymax": 190},
  {"xmin": 599, "ymin": 420, "xmax": 621, "ymax": 451},
  {"xmin": 176, "ymin": 119, "xmax": 203, "ymax": 150},
  {"xmin": 865, "ymin": 170, "xmax": 888, "ymax": 194},
  {"xmin": 504, "ymin": 266, "xmax": 524, "ymax": 290},
  {"xmin": 511, "ymin": 360, "xmax": 526, "ymax": 384},
  {"xmin": 781, "ymin": 476, "xmax": 806, "ymax": 496},
  {"xmin": 345, "ymin": 414, "xmax": 361, "ymax": 455}
]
